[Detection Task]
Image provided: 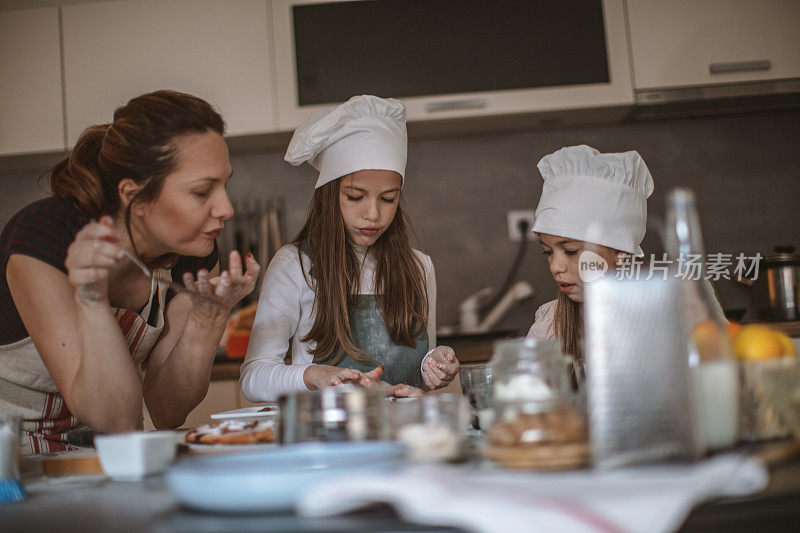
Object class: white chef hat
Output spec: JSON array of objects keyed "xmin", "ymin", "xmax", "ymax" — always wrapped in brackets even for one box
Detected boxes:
[
  {"xmin": 532, "ymin": 145, "xmax": 654, "ymax": 256},
  {"xmin": 284, "ymin": 95, "xmax": 408, "ymax": 189}
]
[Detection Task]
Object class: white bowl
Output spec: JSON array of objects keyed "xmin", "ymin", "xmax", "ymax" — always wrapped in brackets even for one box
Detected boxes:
[{"xmin": 95, "ymin": 431, "xmax": 177, "ymax": 480}]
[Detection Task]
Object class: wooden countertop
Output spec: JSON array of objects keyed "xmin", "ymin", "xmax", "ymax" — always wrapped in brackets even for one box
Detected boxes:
[{"xmin": 749, "ymin": 319, "xmax": 800, "ymax": 337}]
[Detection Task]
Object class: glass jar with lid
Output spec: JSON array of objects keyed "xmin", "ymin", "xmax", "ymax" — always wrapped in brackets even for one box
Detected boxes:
[
  {"xmin": 489, "ymin": 337, "xmax": 572, "ymax": 405},
  {"xmin": 483, "ymin": 337, "xmax": 588, "ymax": 469}
]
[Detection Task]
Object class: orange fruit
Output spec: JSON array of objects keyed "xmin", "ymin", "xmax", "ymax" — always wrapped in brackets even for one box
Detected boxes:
[
  {"xmin": 776, "ymin": 331, "xmax": 797, "ymax": 357},
  {"xmin": 733, "ymin": 325, "xmax": 785, "ymax": 361},
  {"xmin": 726, "ymin": 322, "xmax": 742, "ymax": 338},
  {"xmin": 691, "ymin": 320, "xmax": 727, "ymax": 360}
]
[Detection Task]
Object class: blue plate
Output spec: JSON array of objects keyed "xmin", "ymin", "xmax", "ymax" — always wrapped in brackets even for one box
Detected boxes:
[{"xmin": 166, "ymin": 441, "xmax": 405, "ymax": 513}]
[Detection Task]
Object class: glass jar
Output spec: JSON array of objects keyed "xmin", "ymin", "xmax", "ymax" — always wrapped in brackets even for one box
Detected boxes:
[
  {"xmin": 388, "ymin": 394, "xmax": 468, "ymax": 462},
  {"xmin": 484, "ymin": 338, "xmax": 588, "ymax": 469},
  {"xmin": 489, "ymin": 337, "xmax": 572, "ymax": 404}
]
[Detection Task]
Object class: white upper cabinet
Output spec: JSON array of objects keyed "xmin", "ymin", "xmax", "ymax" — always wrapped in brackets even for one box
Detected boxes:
[
  {"xmin": 272, "ymin": 0, "xmax": 633, "ymax": 130},
  {"xmin": 0, "ymin": 7, "xmax": 65, "ymax": 155},
  {"xmin": 627, "ymin": 0, "xmax": 800, "ymax": 90},
  {"xmin": 62, "ymin": 0, "xmax": 276, "ymax": 147}
]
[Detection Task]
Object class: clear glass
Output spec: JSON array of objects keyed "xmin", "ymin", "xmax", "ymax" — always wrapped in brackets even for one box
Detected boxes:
[
  {"xmin": 665, "ymin": 188, "xmax": 739, "ymax": 450},
  {"xmin": 489, "ymin": 337, "xmax": 572, "ymax": 403},
  {"xmin": 0, "ymin": 414, "xmax": 22, "ymax": 480},
  {"xmin": 459, "ymin": 364, "xmax": 493, "ymax": 430},
  {"xmin": 388, "ymin": 394, "xmax": 468, "ymax": 462}
]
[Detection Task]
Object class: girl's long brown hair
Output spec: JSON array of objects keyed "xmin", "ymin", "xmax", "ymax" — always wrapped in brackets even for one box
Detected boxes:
[
  {"xmin": 292, "ymin": 178, "xmax": 428, "ymax": 363},
  {"xmin": 553, "ymin": 292, "xmax": 583, "ymax": 387}
]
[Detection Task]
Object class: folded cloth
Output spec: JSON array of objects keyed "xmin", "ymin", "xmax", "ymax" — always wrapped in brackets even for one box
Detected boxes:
[{"xmin": 298, "ymin": 453, "xmax": 767, "ymax": 533}]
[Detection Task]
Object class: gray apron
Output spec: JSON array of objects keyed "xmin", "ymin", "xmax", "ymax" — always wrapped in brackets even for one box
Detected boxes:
[{"xmin": 324, "ymin": 295, "xmax": 428, "ymax": 389}]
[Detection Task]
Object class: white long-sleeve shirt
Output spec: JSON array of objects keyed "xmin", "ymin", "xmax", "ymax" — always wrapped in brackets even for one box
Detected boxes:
[{"xmin": 240, "ymin": 243, "xmax": 437, "ymax": 402}]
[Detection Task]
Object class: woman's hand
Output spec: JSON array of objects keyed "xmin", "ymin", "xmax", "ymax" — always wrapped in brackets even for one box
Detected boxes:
[
  {"xmin": 182, "ymin": 250, "xmax": 260, "ymax": 322},
  {"xmin": 65, "ymin": 216, "xmax": 122, "ymax": 305},
  {"xmin": 303, "ymin": 365, "xmax": 384, "ymax": 390},
  {"xmin": 422, "ymin": 345, "xmax": 460, "ymax": 390}
]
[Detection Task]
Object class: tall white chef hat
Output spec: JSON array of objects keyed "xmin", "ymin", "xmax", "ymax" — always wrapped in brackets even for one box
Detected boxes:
[
  {"xmin": 532, "ymin": 145, "xmax": 654, "ymax": 256},
  {"xmin": 284, "ymin": 95, "xmax": 408, "ymax": 189}
]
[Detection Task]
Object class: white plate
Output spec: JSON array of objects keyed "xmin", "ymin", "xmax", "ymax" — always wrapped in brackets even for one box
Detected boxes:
[
  {"xmin": 210, "ymin": 406, "xmax": 280, "ymax": 423},
  {"xmin": 166, "ymin": 441, "xmax": 405, "ymax": 512}
]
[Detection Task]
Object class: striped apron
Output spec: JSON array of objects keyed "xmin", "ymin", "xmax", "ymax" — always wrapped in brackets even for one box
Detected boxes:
[{"xmin": 0, "ymin": 271, "xmax": 168, "ymax": 454}]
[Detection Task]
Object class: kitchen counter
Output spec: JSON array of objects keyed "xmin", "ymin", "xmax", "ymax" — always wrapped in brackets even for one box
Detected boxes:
[{"xmin": 4, "ymin": 442, "xmax": 800, "ymax": 533}]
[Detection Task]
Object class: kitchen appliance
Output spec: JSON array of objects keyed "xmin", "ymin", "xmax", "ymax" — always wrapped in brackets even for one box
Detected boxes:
[
  {"xmin": 271, "ymin": 0, "xmax": 633, "ymax": 130},
  {"xmin": 737, "ymin": 245, "xmax": 800, "ymax": 321},
  {"xmin": 585, "ymin": 276, "xmax": 703, "ymax": 469}
]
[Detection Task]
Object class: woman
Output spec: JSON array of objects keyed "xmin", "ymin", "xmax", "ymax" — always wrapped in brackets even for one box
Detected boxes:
[
  {"xmin": 0, "ymin": 90, "xmax": 259, "ymax": 453},
  {"xmin": 240, "ymin": 95, "xmax": 458, "ymax": 402},
  {"xmin": 526, "ymin": 145, "xmax": 724, "ymax": 381}
]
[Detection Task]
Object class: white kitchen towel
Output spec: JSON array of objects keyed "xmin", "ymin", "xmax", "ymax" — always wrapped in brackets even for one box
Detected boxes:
[{"xmin": 297, "ymin": 453, "xmax": 767, "ymax": 533}]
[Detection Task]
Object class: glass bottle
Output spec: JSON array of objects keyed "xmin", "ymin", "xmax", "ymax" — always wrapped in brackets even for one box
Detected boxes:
[{"xmin": 664, "ymin": 188, "xmax": 739, "ymax": 450}]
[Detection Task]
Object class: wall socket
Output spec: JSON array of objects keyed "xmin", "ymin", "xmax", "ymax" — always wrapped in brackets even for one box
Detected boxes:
[{"xmin": 506, "ymin": 210, "xmax": 537, "ymax": 241}]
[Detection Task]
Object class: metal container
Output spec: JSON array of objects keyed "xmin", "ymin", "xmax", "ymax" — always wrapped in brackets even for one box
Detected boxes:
[
  {"xmin": 278, "ymin": 386, "xmax": 390, "ymax": 444},
  {"xmin": 738, "ymin": 246, "xmax": 800, "ymax": 321},
  {"xmin": 585, "ymin": 276, "xmax": 703, "ymax": 469}
]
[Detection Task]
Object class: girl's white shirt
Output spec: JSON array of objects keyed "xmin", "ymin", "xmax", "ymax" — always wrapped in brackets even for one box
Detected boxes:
[
  {"xmin": 526, "ymin": 280, "xmax": 728, "ymax": 341},
  {"xmin": 240, "ymin": 243, "xmax": 437, "ymax": 402}
]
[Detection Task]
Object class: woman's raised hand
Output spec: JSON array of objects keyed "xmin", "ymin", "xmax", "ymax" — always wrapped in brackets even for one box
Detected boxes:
[
  {"xmin": 65, "ymin": 216, "xmax": 122, "ymax": 304},
  {"xmin": 182, "ymin": 250, "xmax": 260, "ymax": 320},
  {"xmin": 422, "ymin": 345, "xmax": 460, "ymax": 390}
]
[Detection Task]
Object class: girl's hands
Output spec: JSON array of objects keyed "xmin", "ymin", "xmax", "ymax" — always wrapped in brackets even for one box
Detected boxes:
[
  {"xmin": 386, "ymin": 383, "xmax": 425, "ymax": 398},
  {"xmin": 303, "ymin": 365, "xmax": 384, "ymax": 390},
  {"xmin": 65, "ymin": 216, "xmax": 122, "ymax": 305},
  {"xmin": 182, "ymin": 250, "xmax": 260, "ymax": 321},
  {"xmin": 422, "ymin": 345, "xmax": 459, "ymax": 390}
]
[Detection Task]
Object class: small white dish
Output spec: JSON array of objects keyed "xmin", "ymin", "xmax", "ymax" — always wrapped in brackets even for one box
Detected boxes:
[
  {"xmin": 95, "ymin": 431, "xmax": 177, "ymax": 481},
  {"xmin": 210, "ymin": 406, "xmax": 279, "ymax": 423}
]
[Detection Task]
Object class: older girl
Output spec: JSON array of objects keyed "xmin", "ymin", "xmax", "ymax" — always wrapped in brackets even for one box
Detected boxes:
[
  {"xmin": 241, "ymin": 95, "xmax": 458, "ymax": 402},
  {"xmin": 0, "ymin": 90, "xmax": 259, "ymax": 453}
]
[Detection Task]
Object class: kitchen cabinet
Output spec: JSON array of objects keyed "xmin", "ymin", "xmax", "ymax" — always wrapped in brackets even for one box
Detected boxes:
[
  {"xmin": 272, "ymin": 0, "xmax": 633, "ymax": 130},
  {"xmin": 61, "ymin": 0, "xmax": 276, "ymax": 148},
  {"xmin": 626, "ymin": 0, "xmax": 800, "ymax": 91},
  {"xmin": 0, "ymin": 7, "xmax": 65, "ymax": 155}
]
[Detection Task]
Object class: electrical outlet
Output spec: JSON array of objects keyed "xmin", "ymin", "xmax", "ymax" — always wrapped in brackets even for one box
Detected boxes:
[{"xmin": 507, "ymin": 210, "xmax": 536, "ymax": 241}]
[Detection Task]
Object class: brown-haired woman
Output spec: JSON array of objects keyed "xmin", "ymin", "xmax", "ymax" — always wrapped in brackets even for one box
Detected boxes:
[
  {"xmin": 0, "ymin": 90, "xmax": 259, "ymax": 454},
  {"xmin": 240, "ymin": 95, "xmax": 458, "ymax": 402}
]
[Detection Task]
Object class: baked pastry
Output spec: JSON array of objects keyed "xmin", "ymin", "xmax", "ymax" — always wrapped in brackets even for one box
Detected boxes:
[
  {"xmin": 184, "ymin": 420, "xmax": 276, "ymax": 445},
  {"xmin": 488, "ymin": 405, "xmax": 586, "ymax": 447},
  {"xmin": 483, "ymin": 405, "xmax": 588, "ymax": 470}
]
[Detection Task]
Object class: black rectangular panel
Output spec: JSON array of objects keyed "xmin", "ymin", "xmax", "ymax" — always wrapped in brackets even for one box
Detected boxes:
[{"xmin": 293, "ymin": 0, "xmax": 609, "ymax": 105}]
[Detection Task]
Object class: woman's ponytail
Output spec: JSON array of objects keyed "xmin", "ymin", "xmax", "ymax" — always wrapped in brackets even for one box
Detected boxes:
[{"xmin": 49, "ymin": 124, "xmax": 111, "ymax": 218}]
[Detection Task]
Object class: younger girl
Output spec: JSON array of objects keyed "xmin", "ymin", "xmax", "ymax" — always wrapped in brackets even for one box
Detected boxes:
[
  {"xmin": 527, "ymin": 145, "xmax": 724, "ymax": 381},
  {"xmin": 241, "ymin": 95, "xmax": 458, "ymax": 401}
]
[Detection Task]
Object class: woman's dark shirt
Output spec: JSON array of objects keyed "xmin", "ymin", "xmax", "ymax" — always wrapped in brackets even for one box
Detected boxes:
[{"xmin": 0, "ymin": 196, "xmax": 218, "ymax": 344}]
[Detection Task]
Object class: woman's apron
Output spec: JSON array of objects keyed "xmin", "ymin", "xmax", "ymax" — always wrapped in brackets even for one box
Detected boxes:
[
  {"xmin": 324, "ymin": 295, "xmax": 429, "ymax": 389},
  {"xmin": 0, "ymin": 270, "xmax": 169, "ymax": 454}
]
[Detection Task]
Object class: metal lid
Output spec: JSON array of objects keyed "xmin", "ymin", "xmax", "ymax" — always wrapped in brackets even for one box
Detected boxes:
[{"xmin": 764, "ymin": 245, "xmax": 800, "ymax": 266}]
